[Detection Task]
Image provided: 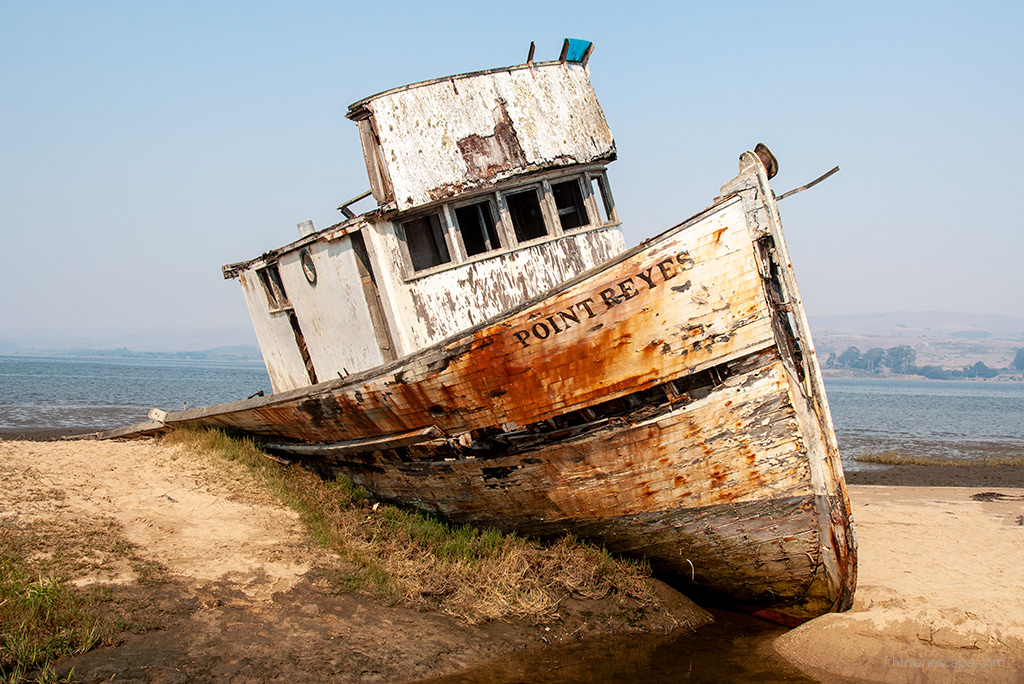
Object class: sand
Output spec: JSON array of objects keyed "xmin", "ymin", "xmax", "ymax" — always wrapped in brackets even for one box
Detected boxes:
[
  {"xmin": 0, "ymin": 437, "xmax": 707, "ymax": 682},
  {"xmin": 5, "ymin": 435, "xmax": 1023, "ymax": 682},
  {"xmin": 775, "ymin": 485, "xmax": 1024, "ymax": 683}
]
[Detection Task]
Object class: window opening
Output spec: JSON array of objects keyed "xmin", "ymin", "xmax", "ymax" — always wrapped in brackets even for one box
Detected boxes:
[
  {"xmin": 352, "ymin": 232, "xmax": 396, "ymax": 362},
  {"xmin": 505, "ymin": 188, "xmax": 548, "ymax": 242},
  {"xmin": 402, "ymin": 213, "xmax": 451, "ymax": 271},
  {"xmin": 551, "ymin": 179, "xmax": 589, "ymax": 230},
  {"xmin": 256, "ymin": 264, "xmax": 290, "ymax": 312},
  {"xmin": 590, "ymin": 175, "xmax": 612, "ymax": 224},
  {"xmin": 455, "ymin": 200, "xmax": 502, "ymax": 257}
]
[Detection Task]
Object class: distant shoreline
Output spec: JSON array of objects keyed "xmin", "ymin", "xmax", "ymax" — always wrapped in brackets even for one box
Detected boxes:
[
  {"xmin": 845, "ymin": 462, "xmax": 1024, "ymax": 488},
  {"xmin": 0, "ymin": 350, "xmax": 264, "ymax": 362},
  {"xmin": 821, "ymin": 369, "xmax": 1024, "ymax": 382},
  {"xmin": 0, "ymin": 427, "xmax": 110, "ymax": 441}
]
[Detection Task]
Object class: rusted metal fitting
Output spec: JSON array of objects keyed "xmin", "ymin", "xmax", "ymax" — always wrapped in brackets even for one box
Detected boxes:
[{"xmin": 754, "ymin": 143, "xmax": 779, "ymax": 180}]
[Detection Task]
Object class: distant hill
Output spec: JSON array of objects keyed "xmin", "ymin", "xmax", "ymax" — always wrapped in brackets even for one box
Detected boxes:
[
  {"xmin": 3, "ymin": 345, "xmax": 264, "ymax": 362},
  {"xmin": 68, "ymin": 345, "xmax": 263, "ymax": 361},
  {"xmin": 810, "ymin": 312, "xmax": 1024, "ymax": 340},
  {"xmin": 0, "ymin": 326, "xmax": 259, "ymax": 356},
  {"xmin": 808, "ymin": 312, "xmax": 1024, "ymax": 375}
]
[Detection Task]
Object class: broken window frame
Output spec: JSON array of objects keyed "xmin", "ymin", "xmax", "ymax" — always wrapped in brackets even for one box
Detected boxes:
[
  {"xmin": 353, "ymin": 113, "xmax": 394, "ymax": 204},
  {"xmin": 502, "ymin": 185, "xmax": 551, "ymax": 244},
  {"xmin": 548, "ymin": 177, "xmax": 591, "ymax": 231},
  {"xmin": 256, "ymin": 263, "xmax": 291, "ymax": 313},
  {"xmin": 398, "ymin": 166, "xmax": 620, "ymax": 281},
  {"xmin": 452, "ymin": 197, "xmax": 504, "ymax": 259},
  {"xmin": 585, "ymin": 171, "xmax": 617, "ymax": 226},
  {"xmin": 399, "ymin": 212, "xmax": 453, "ymax": 273}
]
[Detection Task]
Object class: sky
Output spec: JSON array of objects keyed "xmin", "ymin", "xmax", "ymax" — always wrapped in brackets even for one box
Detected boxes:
[{"xmin": 2, "ymin": 1, "xmax": 1023, "ymax": 351}]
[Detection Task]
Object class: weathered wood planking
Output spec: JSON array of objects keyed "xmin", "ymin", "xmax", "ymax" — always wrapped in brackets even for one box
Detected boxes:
[
  {"xmin": 302, "ymin": 354, "xmax": 843, "ymax": 617},
  {"xmin": 348, "ymin": 62, "xmax": 615, "ymax": 210}
]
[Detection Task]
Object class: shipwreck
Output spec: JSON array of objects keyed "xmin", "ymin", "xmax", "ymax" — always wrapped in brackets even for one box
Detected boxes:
[{"xmin": 105, "ymin": 40, "xmax": 857, "ymax": 622}]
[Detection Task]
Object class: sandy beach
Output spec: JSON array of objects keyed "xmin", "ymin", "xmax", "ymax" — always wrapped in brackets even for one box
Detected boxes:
[
  {"xmin": 776, "ymin": 484, "xmax": 1024, "ymax": 682},
  {"xmin": 0, "ymin": 436, "xmax": 706, "ymax": 682},
  {"xmin": 3, "ymin": 435, "xmax": 1023, "ymax": 682}
]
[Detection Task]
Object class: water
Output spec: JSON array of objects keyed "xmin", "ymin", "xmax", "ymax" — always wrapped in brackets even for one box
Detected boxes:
[
  {"xmin": 424, "ymin": 609, "xmax": 813, "ymax": 684},
  {"xmin": 0, "ymin": 354, "xmax": 270, "ymax": 435},
  {"xmin": 824, "ymin": 378, "xmax": 1024, "ymax": 468}
]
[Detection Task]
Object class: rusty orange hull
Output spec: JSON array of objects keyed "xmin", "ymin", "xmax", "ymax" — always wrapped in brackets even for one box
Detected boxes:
[{"xmin": 107, "ymin": 153, "xmax": 856, "ymax": 620}]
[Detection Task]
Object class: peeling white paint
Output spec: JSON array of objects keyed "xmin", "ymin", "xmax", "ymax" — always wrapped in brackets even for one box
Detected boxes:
[{"xmin": 358, "ymin": 63, "xmax": 614, "ymax": 210}]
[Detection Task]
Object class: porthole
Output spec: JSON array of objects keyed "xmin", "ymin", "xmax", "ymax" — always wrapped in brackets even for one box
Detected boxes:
[{"xmin": 300, "ymin": 250, "xmax": 317, "ymax": 286}]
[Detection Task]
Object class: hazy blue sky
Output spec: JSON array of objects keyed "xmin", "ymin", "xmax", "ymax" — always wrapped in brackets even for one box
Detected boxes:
[{"xmin": 3, "ymin": 1, "xmax": 1022, "ymax": 350}]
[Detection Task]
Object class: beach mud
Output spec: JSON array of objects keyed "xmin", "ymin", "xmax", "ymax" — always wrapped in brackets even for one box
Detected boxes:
[{"xmin": 846, "ymin": 463, "xmax": 1024, "ymax": 488}]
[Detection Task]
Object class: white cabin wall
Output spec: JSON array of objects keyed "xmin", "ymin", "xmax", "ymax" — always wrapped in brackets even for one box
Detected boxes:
[
  {"xmin": 356, "ymin": 219, "xmax": 420, "ymax": 356},
  {"xmin": 365, "ymin": 64, "xmax": 614, "ymax": 211},
  {"xmin": 407, "ymin": 228, "xmax": 626, "ymax": 344},
  {"xmin": 276, "ymin": 239, "xmax": 385, "ymax": 381},
  {"xmin": 352, "ymin": 221, "xmax": 410, "ymax": 359},
  {"xmin": 238, "ymin": 271, "xmax": 312, "ymax": 393}
]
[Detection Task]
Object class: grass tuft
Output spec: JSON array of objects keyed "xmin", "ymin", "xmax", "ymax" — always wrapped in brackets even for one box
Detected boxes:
[
  {"xmin": 0, "ymin": 552, "xmax": 96, "ymax": 683},
  {"xmin": 160, "ymin": 427, "xmax": 658, "ymax": 624},
  {"xmin": 854, "ymin": 450, "xmax": 1024, "ymax": 467}
]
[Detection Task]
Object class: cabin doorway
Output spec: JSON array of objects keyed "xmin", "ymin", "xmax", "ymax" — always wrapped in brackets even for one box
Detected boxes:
[{"xmin": 351, "ymin": 232, "xmax": 397, "ymax": 363}]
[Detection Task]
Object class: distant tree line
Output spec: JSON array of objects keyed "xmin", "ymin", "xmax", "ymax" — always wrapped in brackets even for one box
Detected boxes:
[{"xmin": 824, "ymin": 345, "xmax": 1022, "ymax": 380}]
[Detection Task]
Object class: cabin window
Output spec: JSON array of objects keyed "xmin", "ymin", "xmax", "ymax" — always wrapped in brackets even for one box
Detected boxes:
[
  {"xmin": 551, "ymin": 179, "xmax": 589, "ymax": 230},
  {"xmin": 454, "ymin": 200, "xmax": 502, "ymax": 257},
  {"xmin": 589, "ymin": 174, "xmax": 614, "ymax": 224},
  {"xmin": 402, "ymin": 213, "xmax": 451, "ymax": 271},
  {"xmin": 256, "ymin": 263, "xmax": 290, "ymax": 312},
  {"xmin": 505, "ymin": 188, "xmax": 548, "ymax": 242}
]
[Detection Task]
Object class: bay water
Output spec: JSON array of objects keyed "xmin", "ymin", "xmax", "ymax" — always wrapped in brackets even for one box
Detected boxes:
[
  {"xmin": 824, "ymin": 377, "xmax": 1024, "ymax": 468},
  {"xmin": 0, "ymin": 354, "xmax": 270, "ymax": 436}
]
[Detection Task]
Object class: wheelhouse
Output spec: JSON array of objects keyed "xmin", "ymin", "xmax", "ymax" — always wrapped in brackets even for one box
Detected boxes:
[{"xmin": 223, "ymin": 41, "xmax": 627, "ymax": 393}]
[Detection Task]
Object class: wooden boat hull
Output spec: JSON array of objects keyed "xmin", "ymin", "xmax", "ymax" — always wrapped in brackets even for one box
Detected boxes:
[{"xmin": 107, "ymin": 152, "xmax": 856, "ymax": 621}]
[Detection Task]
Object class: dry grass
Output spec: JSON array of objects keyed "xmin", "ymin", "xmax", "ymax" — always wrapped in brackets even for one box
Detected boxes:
[
  {"xmin": 854, "ymin": 450, "xmax": 1024, "ymax": 467},
  {"xmin": 160, "ymin": 427, "xmax": 658, "ymax": 624}
]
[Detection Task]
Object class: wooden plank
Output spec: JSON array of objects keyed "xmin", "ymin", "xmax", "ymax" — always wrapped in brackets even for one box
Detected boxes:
[
  {"xmin": 95, "ymin": 420, "xmax": 168, "ymax": 440},
  {"xmin": 263, "ymin": 426, "xmax": 442, "ymax": 456}
]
